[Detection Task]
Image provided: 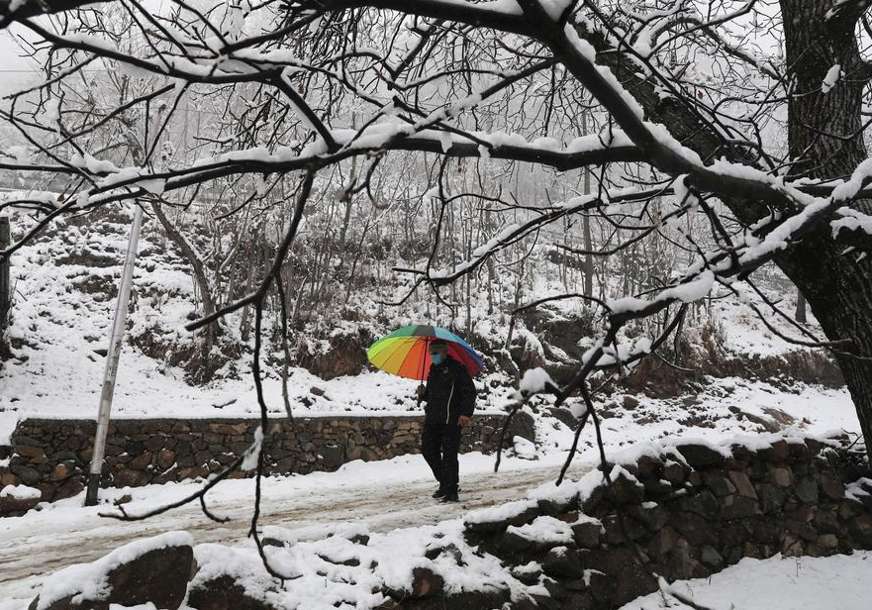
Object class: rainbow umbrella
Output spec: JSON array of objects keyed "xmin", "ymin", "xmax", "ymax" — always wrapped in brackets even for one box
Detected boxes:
[{"xmin": 367, "ymin": 324, "xmax": 484, "ymax": 380}]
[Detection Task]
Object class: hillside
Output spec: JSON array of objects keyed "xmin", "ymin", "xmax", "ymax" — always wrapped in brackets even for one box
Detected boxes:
[{"xmin": 0, "ymin": 202, "xmax": 859, "ymax": 449}]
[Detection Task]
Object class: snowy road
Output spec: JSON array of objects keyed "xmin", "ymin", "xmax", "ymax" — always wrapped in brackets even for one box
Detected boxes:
[{"xmin": 0, "ymin": 453, "xmax": 589, "ymax": 602}]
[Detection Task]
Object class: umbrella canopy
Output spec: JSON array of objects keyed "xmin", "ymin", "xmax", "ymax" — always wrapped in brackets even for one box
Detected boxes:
[{"xmin": 367, "ymin": 324, "xmax": 484, "ymax": 380}]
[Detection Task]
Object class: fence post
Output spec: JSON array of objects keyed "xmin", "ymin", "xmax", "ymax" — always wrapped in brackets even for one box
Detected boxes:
[{"xmin": 0, "ymin": 216, "xmax": 10, "ymax": 334}]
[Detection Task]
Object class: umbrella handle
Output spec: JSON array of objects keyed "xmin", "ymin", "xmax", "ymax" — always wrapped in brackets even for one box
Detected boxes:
[{"xmin": 416, "ymin": 337, "xmax": 430, "ymax": 409}]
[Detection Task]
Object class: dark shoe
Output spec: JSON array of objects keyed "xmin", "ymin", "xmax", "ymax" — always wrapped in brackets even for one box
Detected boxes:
[
  {"xmin": 432, "ymin": 487, "xmax": 446, "ymax": 499},
  {"xmin": 441, "ymin": 492, "xmax": 459, "ymax": 503}
]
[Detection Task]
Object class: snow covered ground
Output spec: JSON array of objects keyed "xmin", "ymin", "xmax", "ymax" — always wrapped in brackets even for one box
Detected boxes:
[
  {"xmin": 0, "ymin": 450, "xmax": 591, "ymax": 605},
  {"xmin": 622, "ymin": 552, "xmax": 872, "ymax": 610}
]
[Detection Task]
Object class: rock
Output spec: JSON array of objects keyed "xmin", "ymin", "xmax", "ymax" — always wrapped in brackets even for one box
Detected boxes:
[
  {"xmin": 53, "ymin": 477, "xmax": 85, "ymax": 501},
  {"xmin": 310, "ymin": 386, "xmax": 326, "ymax": 397},
  {"xmin": 114, "ymin": 469, "xmax": 151, "ymax": 488},
  {"xmin": 816, "ymin": 534, "xmax": 839, "ymax": 550},
  {"xmin": 17, "ymin": 445, "xmax": 48, "ymax": 463},
  {"xmin": 30, "ymin": 533, "xmax": 193, "ymax": 610},
  {"xmin": 632, "ymin": 502, "xmax": 668, "ymax": 531},
  {"xmin": 129, "ymin": 451, "xmax": 153, "ymax": 471},
  {"xmin": 648, "ymin": 526, "xmax": 678, "ymax": 558},
  {"xmin": 813, "ymin": 508, "xmax": 841, "ymax": 535},
  {"xmin": 499, "ymin": 529, "xmax": 535, "ymax": 554},
  {"xmin": 643, "ymin": 478, "xmax": 674, "ymax": 498},
  {"xmin": 509, "ymin": 410, "xmax": 537, "ymax": 443},
  {"xmin": 770, "ymin": 466, "xmax": 793, "ymax": 487},
  {"xmin": 584, "ymin": 548, "xmax": 658, "ymax": 607},
  {"xmin": 756, "ymin": 483, "xmax": 787, "ymax": 513},
  {"xmin": 676, "ymin": 443, "xmax": 725, "ymax": 469},
  {"xmin": 759, "ymin": 440, "xmax": 790, "ymax": 463},
  {"xmin": 679, "ymin": 490, "xmax": 720, "ymax": 520},
  {"xmin": 511, "ymin": 562, "xmax": 542, "ymax": 586},
  {"xmin": 728, "ymin": 470, "xmax": 757, "ymax": 499},
  {"xmin": 572, "ymin": 520, "xmax": 602, "ymax": 548},
  {"xmin": 543, "ymin": 546, "xmax": 584, "ymax": 579},
  {"xmin": 670, "ymin": 512, "xmax": 717, "ymax": 546},
  {"xmin": 700, "ymin": 545, "xmax": 724, "ymax": 570},
  {"xmin": 635, "ymin": 455, "xmax": 664, "ymax": 480},
  {"xmin": 781, "ymin": 534, "xmax": 805, "ymax": 557},
  {"xmin": 0, "ymin": 485, "xmax": 41, "ymax": 515},
  {"xmin": 847, "ymin": 513, "xmax": 872, "ymax": 547},
  {"xmin": 464, "ymin": 504, "xmax": 539, "ymax": 537},
  {"xmin": 622, "ymin": 396, "xmax": 640, "ymax": 410},
  {"xmin": 663, "ymin": 537, "xmax": 707, "ymax": 581},
  {"xmin": 721, "ymin": 494, "xmax": 760, "ymax": 520},
  {"xmin": 157, "ymin": 448, "xmax": 177, "ymax": 470},
  {"xmin": 795, "ymin": 476, "xmax": 819, "ymax": 504},
  {"xmin": 50, "ymin": 463, "xmax": 74, "ymax": 481},
  {"xmin": 546, "ymin": 407, "xmax": 577, "ymax": 429},
  {"xmin": 603, "ymin": 513, "xmax": 647, "ymax": 544},
  {"xmin": 663, "ymin": 461, "xmax": 687, "ymax": 485},
  {"xmin": 411, "ymin": 567, "xmax": 444, "ymax": 598},
  {"xmin": 10, "ymin": 464, "xmax": 40, "ymax": 486},
  {"xmin": 319, "ymin": 443, "xmax": 345, "ymax": 470},
  {"xmin": 703, "ymin": 471, "xmax": 737, "ymax": 497},
  {"xmin": 188, "ymin": 575, "xmax": 278, "ymax": 610},
  {"xmin": 819, "ymin": 474, "xmax": 845, "ymax": 500},
  {"xmin": 609, "ymin": 471, "xmax": 645, "ymax": 505},
  {"xmin": 537, "ymin": 497, "xmax": 576, "ymax": 516},
  {"xmin": 586, "ymin": 568, "xmax": 616, "ymax": 604}
]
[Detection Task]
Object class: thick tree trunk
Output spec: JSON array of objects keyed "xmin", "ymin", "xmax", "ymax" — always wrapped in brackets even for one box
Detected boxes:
[
  {"xmin": 777, "ymin": 230, "xmax": 872, "ymax": 455},
  {"xmin": 587, "ymin": 1, "xmax": 872, "ymax": 454},
  {"xmin": 778, "ymin": 0, "xmax": 872, "ymax": 454}
]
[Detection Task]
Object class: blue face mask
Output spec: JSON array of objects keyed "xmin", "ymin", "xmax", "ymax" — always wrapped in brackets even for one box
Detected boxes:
[{"xmin": 430, "ymin": 353, "xmax": 444, "ymax": 365}]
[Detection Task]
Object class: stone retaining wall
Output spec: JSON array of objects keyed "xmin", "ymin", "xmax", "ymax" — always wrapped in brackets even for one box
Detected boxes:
[
  {"xmin": 455, "ymin": 436, "xmax": 872, "ymax": 609},
  {"xmin": 19, "ymin": 435, "xmax": 871, "ymax": 610},
  {"xmin": 1, "ymin": 412, "xmax": 533, "ymax": 510}
]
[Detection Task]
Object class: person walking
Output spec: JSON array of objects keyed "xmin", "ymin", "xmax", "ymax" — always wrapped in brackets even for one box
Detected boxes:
[{"xmin": 417, "ymin": 339, "xmax": 476, "ymax": 502}]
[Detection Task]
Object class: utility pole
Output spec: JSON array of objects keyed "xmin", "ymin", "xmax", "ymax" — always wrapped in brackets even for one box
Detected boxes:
[
  {"xmin": 84, "ymin": 205, "xmax": 143, "ymax": 506},
  {"xmin": 0, "ymin": 216, "xmax": 10, "ymax": 334}
]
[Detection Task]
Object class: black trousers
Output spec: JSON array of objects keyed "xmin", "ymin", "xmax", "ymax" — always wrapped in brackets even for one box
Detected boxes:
[{"xmin": 421, "ymin": 423, "xmax": 462, "ymax": 493}]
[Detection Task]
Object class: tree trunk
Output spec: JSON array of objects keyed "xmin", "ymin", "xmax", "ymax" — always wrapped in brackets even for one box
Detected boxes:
[
  {"xmin": 151, "ymin": 203, "xmax": 218, "ymax": 356},
  {"xmin": 778, "ymin": 0, "xmax": 872, "ymax": 454},
  {"xmin": 778, "ymin": 231, "xmax": 872, "ymax": 455},
  {"xmin": 795, "ymin": 291, "xmax": 807, "ymax": 325}
]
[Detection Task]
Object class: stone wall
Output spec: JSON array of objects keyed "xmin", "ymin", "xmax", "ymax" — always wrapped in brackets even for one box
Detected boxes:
[
  {"xmin": 19, "ymin": 435, "xmax": 870, "ymax": 610},
  {"xmin": 1, "ymin": 412, "xmax": 533, "ymax": 510},
  {"xmin": 455, "ymin": 436, "xmax": 872, "ymax": 609}
]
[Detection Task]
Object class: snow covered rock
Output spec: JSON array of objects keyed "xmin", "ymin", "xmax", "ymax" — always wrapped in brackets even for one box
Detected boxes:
[
  {"xmin": 675, "ymin": 442, "xmax": 727, "ymax": 468},
  {"xmin": 542, "ymin": 545, "xmax": 584, "ymax": 579},
  {"xmin": 187, "ymin": 574, "xmax": 277, "ymax": 610},
  {"xmin": 28, "ymin": 531, "xmax": 194, "ymax": 610},
  {"xmin": 0, "ymin": 483, "xmax": 41, "ymax": 516},
  {"xmin": 513, "ymin": 436, "xmax": 537, "ymax": 460}
]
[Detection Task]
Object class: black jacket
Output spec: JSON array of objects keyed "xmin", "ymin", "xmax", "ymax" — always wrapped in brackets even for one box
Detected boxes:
[{"xmin": 422, "ymin": 357, "xmax": 476, "ymax": 426}]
